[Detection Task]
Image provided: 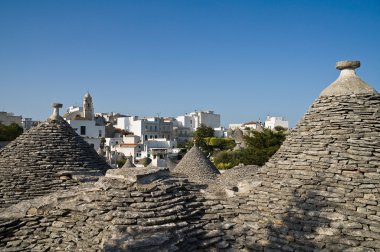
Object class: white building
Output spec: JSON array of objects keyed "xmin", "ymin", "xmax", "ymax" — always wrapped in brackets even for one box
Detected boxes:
[
  {"xmin": 114, "ymin": 135, "xmax": 144, "ymax": 162},
  {"xmin": 113, "ymin": 135, "xmax": 177, "ymax": 167},
  {"xmin": 174, "ymin": 110, "xmax": 222, "ymax": 140},
  {"xmin": 140, "ymin": 138, "xmax": 178, "ymax": 167},
  {"xmin": 105, "ymin": 137, "xmax": 123, "ymax": 151},
  {"xmin": 0, "ymin": 112, "xmax": 22, "ymax": 126},
  {"xmin": 214, "ymin": 127, "xmax": 227, "ymax": 138},
  {"xmin": 116, "ymin": 116, "xmax": 173, "ymax": 143},
  {"xmin": 264, "ymin": 116, "xmax": 289, "ymax": 130},
  {"xmin": 21, "ymin": 118, "xmax": 37, "ymax": 130},
  {"xmin": 173, "ymin": 126, "xmax": 192, "ymax": 142},
  {"xmin": 241, "ymin": 121, "xmax": 259, "ymax": 130},
  {"xmin": 176, "ymin": 110, "xmax": 221, "ymax": 132},
  {"xmin": 228, "ymin": 123, "xmax": 243, "ymax": 130},
  {"xmin": 64, "ymin": 92, "xmax": 106, "ymax": 150}
]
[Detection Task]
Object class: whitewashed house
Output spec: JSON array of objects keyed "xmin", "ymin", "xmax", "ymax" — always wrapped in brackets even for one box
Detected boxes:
[
  {"xmin": 176, "ymin": 110, "xmax": 221, "ymax": 131},
  {"xmin": 64, "ymin": 92, "xmax": 105, "ymax": 150},
  {"xmin": 116, "ymin": 116, "xmax": 173, "ymax": 142},
  {"xmin": 264, "ymin": 116, "xmax": 289, "ymax": 130}
]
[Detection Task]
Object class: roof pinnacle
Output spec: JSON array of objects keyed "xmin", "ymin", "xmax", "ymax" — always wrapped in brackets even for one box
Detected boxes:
[
  {"xmin": 50, "ymin": 103, "xmax": 63, "ymax": 120},
  {"xmin": 336, "ymin": 60, "xmax": 360, "ymax": 70}
]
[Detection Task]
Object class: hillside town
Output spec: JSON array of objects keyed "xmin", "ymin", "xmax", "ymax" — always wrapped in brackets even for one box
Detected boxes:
[{"xmin": 0, "ymin": 93, "xmax": 289, "ymax": 168}]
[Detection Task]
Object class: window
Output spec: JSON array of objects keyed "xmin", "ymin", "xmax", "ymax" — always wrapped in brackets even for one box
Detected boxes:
[
  {"xmin": 155, "ymin": 126, "xmax": 157, "ymax": 131},
  {"xmin": 155, "ymin": 135, "xmax": 157, "ymax": 139},
  {"xmin": 145, "ymin": 135, "xmax": 148, "ymax": 141},
  {"xmin": 80, "ymin": 126, "xmax": 86, "ymax": 135},
  {"xmin": 98, "ymin": 130, "xmax": 102, "ymax": 137}
]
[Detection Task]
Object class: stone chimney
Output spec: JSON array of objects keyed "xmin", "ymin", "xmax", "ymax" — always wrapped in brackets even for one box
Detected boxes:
[
  {"xmin": 320, "ymin": 60, "xmax": 377, "ymax": 96},
  {"xmin": 49, "ymin": 103, "xmax": 63, "ymax": 120}
]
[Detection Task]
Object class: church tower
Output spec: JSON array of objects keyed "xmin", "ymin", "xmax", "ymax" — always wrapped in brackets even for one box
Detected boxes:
[{"xmin": 83, "ymin": 92, "xmax": 94, "ymax": 120}]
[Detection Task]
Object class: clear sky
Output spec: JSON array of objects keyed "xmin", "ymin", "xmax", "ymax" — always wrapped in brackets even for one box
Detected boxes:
[{"xmin": 1, "ymin": 0, "xmax": 379, "ymax": 127}]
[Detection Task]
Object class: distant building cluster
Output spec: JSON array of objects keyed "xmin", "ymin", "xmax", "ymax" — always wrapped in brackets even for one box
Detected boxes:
[
  {"xmin": 0, "ymin": 111, "xmax": 39, "ymax": 130},
  {"xmin": 1, "ymin": 92, "xmax": 289, "ymax": 162},
  {"xmin": 0, "ymin": 112, "xmax": 22, "ymax": 127}
]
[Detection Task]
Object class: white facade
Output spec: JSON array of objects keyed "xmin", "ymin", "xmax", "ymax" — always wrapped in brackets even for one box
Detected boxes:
[
  {"xmin": 176, "ymin": 110, "xmax": 221, "ymax": 132},
  {"xmin": 173, "ymin": 126, "xmax": 192, "ymax": 142},
  {"xmin": 113, "ymin": 136, "xmax": 177, "ymax": 164},
  {"xmin": 143, "ymin": 139, "xmax": 177, "ymax": 150},
  {"xmin": 229, "ymin": 123, "xmax": 243, "ymax": 130},
  {"xmin": 64, "ymin": 92, "xmax": 106, "ymax": 150},
  {"xmin": 264, "ymin": 116, "xmax": 289, "ymax": 130},
  {"xmin": 214, "ymin": 127, "xmax": 226, "ymax": 138},
  {"xmin": 21, "ymin": 118, "xmax": 35, "ymax": 130},
  {"xmin": 115, "ymin": 143, "xmax": 144, "ymax": 161},
  {"xmin": 190, "ymin": 111, "xmax": 220, "ymax": 129},
  {"xmin": 140, "ymin": 139, "xmax": 178, "ymax": 167},
  {"xmin": 67, "ymin": 119, "xmax": 105, "ymax": 138},
  {"xmin": 116, "ymin": 116, "xmax": 173, "ymax": 143},
  {"xmin": 105, "ymin": 137, "xmax": 123, "ymax": 151},
  {"xmin": 176, "ymin": 115, "xmax": 194, "ymax": 129},
  {"xmin": 242, "ymin": 121, "xmax": 258, "ymax": 130},
  {"xmin": 123, "ymin": 135, "xmax": 141, "ymax": 144}
]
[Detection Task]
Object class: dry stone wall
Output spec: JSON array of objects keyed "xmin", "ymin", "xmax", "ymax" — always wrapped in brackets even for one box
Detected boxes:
[{"xmin": 0, "ymin": 168, "xmax": 215, "ymax": 251}]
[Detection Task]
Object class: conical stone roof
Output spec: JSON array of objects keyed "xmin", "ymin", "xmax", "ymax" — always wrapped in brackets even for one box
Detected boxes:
[
  {"xmin": 166, "ymin": 156, "xmax": 178, "ymax": 171},
  {"xmin": 231, "ymin": 127, "xmax": 244, "ymax": 143},
  {"xmin": 173, "ymin": 145, "xmax": 220, "ymax": 182},
  {"xmin": 0, "ymin": 168, "xmax": 207, "ymax": 251},
  {"xmin": 240, "ymin": 61, "xmax": 380, "ymax": 250},
  {"xmin": 0, "ymin": 103, "xmax": 111, "ymax": 209},
  {"xmin": 122, "ymin": 156, "xmax": 136, "ymax": 168}
]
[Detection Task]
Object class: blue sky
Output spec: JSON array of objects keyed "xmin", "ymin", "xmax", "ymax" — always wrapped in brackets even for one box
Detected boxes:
[{"xmin": 0, "ymin": 0, "xmax": 379, "ymax": 127}]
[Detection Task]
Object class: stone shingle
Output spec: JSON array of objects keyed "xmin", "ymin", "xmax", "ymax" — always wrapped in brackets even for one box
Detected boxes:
[
  {"xmin": 0, "ymin": 105, "xmax": 110, "ymax": 209},
  {"xmin": 173, "ymin": 145, "xmax": 220, "ymax": 183}
]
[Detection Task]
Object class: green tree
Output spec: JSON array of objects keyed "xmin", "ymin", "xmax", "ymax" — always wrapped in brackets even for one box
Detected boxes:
[
  {"xmin": 274, "ymin": 125, "xmax": 286, "ymax": 132},
  {"xmin": 193, "ymin": 124, "xmax": 214, "ymax": 154},
  {"xmin": 204, "ymin": 137, "xmax": 236, "ymax": 152},
  {"xmin": 241, "ymin": 128, "xmax": 286, "ymax": 166},
  {"xmin": 244, "ymin": 128, "xmax": 285, "ymax": 150},
  {"xmin": 213, "ymin": 150, "xmax": 242, "ymax": 169},
  {"xmin": 212, "ymin": 128, "xmax": 287, "ymax": 168},
  {"xmin": 0, "ymin": 123, "xmax": 23, "ymax": 141},
  {"xmin": 193, "ymin": 124, "xmax": 214, "ymax": 141}
]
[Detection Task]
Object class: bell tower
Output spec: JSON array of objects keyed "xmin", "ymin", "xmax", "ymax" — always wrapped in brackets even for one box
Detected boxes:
[{"xmin": 83, "ymin": 92, "xmax": 94, "ymax": 120}]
